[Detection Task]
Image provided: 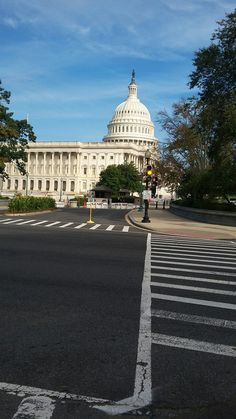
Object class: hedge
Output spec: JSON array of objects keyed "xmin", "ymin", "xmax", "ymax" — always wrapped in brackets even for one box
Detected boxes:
[
  {"xmin": 173, "ymin": 199, "xmax": 236, "ymax": 212},
  {"xmin": 8, "ymin": 196, "xmax": 56, "ymax": 213}
]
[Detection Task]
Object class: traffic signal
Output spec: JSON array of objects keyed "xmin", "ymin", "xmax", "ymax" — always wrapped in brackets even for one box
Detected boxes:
[{"xmin": 146, "ymin": 165, "xmax": 152, "ymax": 176}]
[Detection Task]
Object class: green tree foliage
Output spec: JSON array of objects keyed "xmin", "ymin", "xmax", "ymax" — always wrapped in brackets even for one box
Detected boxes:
[
  {"xmin": 0, "ymin": 80, "xmax": 36, "ymax": 178},
  {"xmin": 158, "ymin": 9, "xmax": 236, "ymax": 202},
  {"xmin": 97, "ymin": 162, "xmax": 142, "ymax": 196},
  {"xmin": 189, "ymin": 9, "xmax": 236, "ymax": 195},
  {"xmin": 157, "ymin": 97, "xmax": 212, "ymax": 200}
]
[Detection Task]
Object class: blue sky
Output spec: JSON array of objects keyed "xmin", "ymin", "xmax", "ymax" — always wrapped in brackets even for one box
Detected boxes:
[{"xmin": 1, "ymin": 0, "xmax": 235, "ymax": 143}]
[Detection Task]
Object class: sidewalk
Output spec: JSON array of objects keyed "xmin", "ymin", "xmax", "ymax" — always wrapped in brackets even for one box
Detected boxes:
[{"xmin": 128, "ymin": 208, "xmax": 236, "ymax": 240}]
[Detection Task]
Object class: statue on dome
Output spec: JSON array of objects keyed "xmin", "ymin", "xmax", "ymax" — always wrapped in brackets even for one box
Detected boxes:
[{"xmin": 131, "ymin": 69, "xmax": 136, "ymax": 84}]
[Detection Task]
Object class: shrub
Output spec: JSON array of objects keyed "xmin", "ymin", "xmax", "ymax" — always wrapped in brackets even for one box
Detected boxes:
[
  {"xmin": 8, "ymin": 196, "xmax": 56, "ymax": 213},
  {"xmin": 173, "ymin": 199, "xmax": 236, "ymax": 212}
]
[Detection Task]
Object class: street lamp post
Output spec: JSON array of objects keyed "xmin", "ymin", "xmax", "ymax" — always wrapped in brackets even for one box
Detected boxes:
[{"xmin": 142, "ymin": 149, "xmax": 151, "ymax": 223}]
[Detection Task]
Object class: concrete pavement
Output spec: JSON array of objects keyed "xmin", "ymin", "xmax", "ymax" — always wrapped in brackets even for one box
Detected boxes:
[{"xmin": 128, "ymin": 207, "xmax": 236, "ymax": 240}]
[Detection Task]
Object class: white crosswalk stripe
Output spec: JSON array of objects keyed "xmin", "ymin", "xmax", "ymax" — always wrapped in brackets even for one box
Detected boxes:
[
  {"xmin": 150, "ymin": 234, "xmax": 236, "ymax": 357},
  {"xmin": 31, "ymin": 220, "xmax": 49, "ymax": 226},
  {"xmin": 0, "ymin": 217, "xmax": 132, "ymax": 233},
  {"xmin": 106, "ymin": 225, "xmax": 115, "ymax": 231},
  {"xmin": 89, "ymin": 223, "xmax": 101, "ymax": 230},
  {"xmin": 59, "ymin": 222, "xmax": 74, "ymax": 228},
  {"xmin": 152, "ymin": 309, "xmax": 236, "ymax": 329},
  {"xmin": 3, "ymin": 219, "xmax": 24, "ymax": 224},
  {"xmin": 45, "ymin": 221, "xmax": 61, "ymax": 227},
  {"xmin": 122, "ymin": 226, "xmax": 129, "ymax": 232},
  {"xmin": 152, "ymin": 333, "xmax": 236, "ymax": 357},
  {"xmin": 16, "ymin": 219, "xmax": 36, "ymax": 225},
  {"xmin": 74, "ymin": 223, "xmax": 87, "ymax": 229}
]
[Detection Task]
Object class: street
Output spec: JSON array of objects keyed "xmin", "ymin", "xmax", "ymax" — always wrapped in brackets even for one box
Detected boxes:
[{"xmin": 0, "ymin": 209, "xmax": 236, "ymax": 418}]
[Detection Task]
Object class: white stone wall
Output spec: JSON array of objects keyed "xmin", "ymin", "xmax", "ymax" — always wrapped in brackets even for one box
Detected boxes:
[{"xmin": 1, "ymin": 141, "xmax": 147, "ymax": 200}]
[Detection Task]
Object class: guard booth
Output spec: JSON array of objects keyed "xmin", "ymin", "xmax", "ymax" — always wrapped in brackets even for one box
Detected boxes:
[{"xmin": 90, "ymin": 185, "xmax": 113, "ymax": 208}]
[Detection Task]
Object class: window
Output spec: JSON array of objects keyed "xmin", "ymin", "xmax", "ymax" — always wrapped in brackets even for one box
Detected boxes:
[
  {"xmin": 30, "ymin": 180, "xmax": 34, "ymax": 190},
  {"xmin": 15, "ymin": 179, "xmax": 18, "ymax": 190},
  {"xmin": 46, "ymin": 180, "xmax": 50, "ymax": 191},
  {"xmin": 7, "ymin": 179, "xmax": 11, "ymax": 189},
  {"xmin": 54, "ymin": 180, "xmax": 58, "ymax": 191},
  {"xmin": 71, "ymin": 181, "xmax": 75, "ymax": 192},
  {"xmin": 84, "ymin": 155, "xmax": 87, "ymax": 160},
  {"xmin": 38, "ymin": 180, "xmax": 42, "ymax": 190},
  {"xmin": 83, "ymin": 167, "xmax": 87, "ymax": 175},
  {"xmin": 93, "ymin": 156, "xmax": 96, "ymax": 160},
  {"xmin": 22, "ymin": 180, "xmax": 26, "ymax": 190},
  {"xmin": 62, "ymin": 181, "xmax": 66, "ymax": 191},
  {"xmin": 110, "ymin": 156, "xmax": 114, "ymax": 160},
  {"xmin": 92, "ymin": 167, "xmax": 96, "ymax": 176},
  {"xmin": 101, "ymin": 156, "xmax": 105, "ymax": 160}
]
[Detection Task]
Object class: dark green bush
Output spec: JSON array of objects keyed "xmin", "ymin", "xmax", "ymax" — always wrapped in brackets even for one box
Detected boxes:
[
  {"xmin": 173, "ymin": 199, "xmax": 236, "ymax": 212},
  {"xmin": 8, "ymin": 196, "xmax": 56, "ymax": 213}
]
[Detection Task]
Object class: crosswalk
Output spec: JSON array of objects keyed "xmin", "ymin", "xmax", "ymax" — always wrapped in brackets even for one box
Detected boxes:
[
  {"xmin": 150, "ymin": 235, "xmax": 236, "ymax": 357},
  {"xmin": 0, "ymin": 217, "xmax": 131, "ymax": 232}
]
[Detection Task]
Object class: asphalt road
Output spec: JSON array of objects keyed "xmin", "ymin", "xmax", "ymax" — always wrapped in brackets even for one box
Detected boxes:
[
  {"xmin": 0, "ymin": 214, "xmax": 147, "ymax": 418},
  {"xmin": 0, "ymin": 209, "xmax": 236, "ymax": 418}
]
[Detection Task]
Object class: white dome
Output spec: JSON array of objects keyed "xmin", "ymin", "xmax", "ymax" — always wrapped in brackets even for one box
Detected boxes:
[{"xmin": 103, "ymin": 71, "xmax": 157, "ymax": 148}]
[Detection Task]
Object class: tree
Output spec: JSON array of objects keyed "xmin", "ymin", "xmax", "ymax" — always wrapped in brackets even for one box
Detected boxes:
[
  {"xmin": 157, "ymin": 97, "xmax": 212, "ymax": 200},
  {"xmin": 0, "ymin": 80, "xmax": 36, "ymax": 178},
  {"xmin": 189, "ymin": 9, "xmax": 236, "ymax": 195},
  {"xmin": 97, "ymin": 162, "xmax": 142, "ymax": 197}
]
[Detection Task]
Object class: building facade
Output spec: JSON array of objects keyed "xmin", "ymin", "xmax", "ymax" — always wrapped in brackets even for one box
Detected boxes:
[{"xmin": 1, "ymin": 72, "xmax": 166, "ymax": 201}]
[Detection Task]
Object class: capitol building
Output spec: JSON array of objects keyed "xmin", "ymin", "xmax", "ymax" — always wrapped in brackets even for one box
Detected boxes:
[{"xmin": 2, "ymin": 71, "xmax": 166, "ymax": 201}]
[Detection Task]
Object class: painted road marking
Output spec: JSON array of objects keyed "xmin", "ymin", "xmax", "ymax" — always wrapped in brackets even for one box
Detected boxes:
[
  {"xmin": 74, "ymin": 223, "xmax": 87, "ymax": 229},
  {"xmin": 31, "ymin": 220, "xmax": 49, "ymax": 226},
  {"xmin": 96, "ymin": 233, "xmax": 152, "ymax": 415},
  {"xmin": 12, "ymin": 396, "xmax": 55, "ymax": 419},
  {"xmin": 151, "ymin": 236, "xmax": 236, "ymax": 246},
  {"xmin": 152, "ymin": 248, "xmax": 236, "ymax": 257},
  {"xmin": 151, "ymin": 281, "xmax": 236, "ymax": 296},
  {"xmin": 151, "ymin": 272, "xmax": 236, "ymax": 286},
  {"xmin": 152, "ymin": 259, "xmax": 236, "ymax": 271},
  {"xmin": 151, "ymin": 265, "xmax": 236, "ymax": 277},
  {"xmin": 122, "ymin": 226, "xmax": 129, "ymax": 232},
  {"xmin": 151, "ymin": 243, "xmax": 236, "ymax": 254},
  {"xmin": 59, "ymin": 222, "xmax": 74, "ymax": 228},
  {"xmin": 90, "ymin": 224, "xmax": 101, "ymax": 230},
  {"xmin": 133, "ymin": 233, "xmax": 152, "ymax": 403},
  {"xmin": 152, "ymin": 309, "xmax": 236, "ymax": 329},
  {"xmin": 0, "ymin": 218, "xmax": 11, "ymax": 223},
  {"xmin": 152, "ymin": 293, "xmax": 236, "ymax": 310},
  {"xmin": 106, "ymin": 225, "xmax": 115, "ymax": 231},
  {"xmin": 16, "ymin": 219, "xmax": 36, "ymax": 225},
  {"xmin": 3, "ymin": 219, "xmax": 24, "ymax": 224},
  {"xmin": 45, "ymin": 221, "xmax": 61, "ymax": 227},
  {"xmin": 152, "ymin": 254, "xmax": 236, "ymax": 265},
  {"xmin": 151, "ymin": 250, "xmax": 236, "ymax": 261},
  {"xmin": 152, "ymin": 333, "xmax": 236, "ymax": 357},
  {"xmin": 0, "ymin": 382, "xmax": 108, "ymax": 404}
]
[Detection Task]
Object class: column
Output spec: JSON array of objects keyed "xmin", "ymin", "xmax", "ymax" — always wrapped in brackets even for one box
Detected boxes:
[
  {"xmin": 35, "ymin": 152, "xmax": 38, "ymax": 175},
  {"xmin": 51, "ymin": 152, "xmax": 55, "ymax": 175},
  {"xmin": 43, "ymin": 153, "xmax": 46, "ymax": 175},
  {"xmin": 68, "ymin": 152, "xmax": 71, "ymax": 176},
  {"xmin": 60, "ymin": 153, "xmax": 63, "ymax": 175}
]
